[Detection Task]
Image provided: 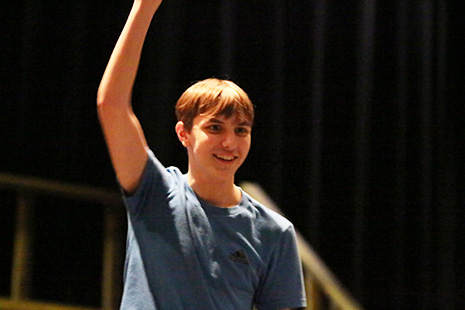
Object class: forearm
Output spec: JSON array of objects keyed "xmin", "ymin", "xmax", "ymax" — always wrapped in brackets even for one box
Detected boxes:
[{"xmin": 97, "ymin": 0, "xmax": 162, "ymax": 108}]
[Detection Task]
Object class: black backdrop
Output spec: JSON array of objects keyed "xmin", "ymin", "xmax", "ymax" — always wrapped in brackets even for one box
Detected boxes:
[{"xmin": 1, "ymin": 1, "xmax": 463, "ymax": 309}]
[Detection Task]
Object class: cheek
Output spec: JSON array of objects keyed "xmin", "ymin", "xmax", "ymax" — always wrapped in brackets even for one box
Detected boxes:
[
  {"xmin": 193, "ymin": 135, "xmax": 215, "ymax": 153},
  {"xmin": 241, "ymin": 139, "xmax": 251, "ymax": 154}
]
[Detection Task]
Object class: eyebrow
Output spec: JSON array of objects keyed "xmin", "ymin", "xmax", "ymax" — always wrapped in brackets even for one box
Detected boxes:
[
  {"xmin": 207, "ymin": 118, "xmax": 224, "ymax": 124},
  {"xmin": 207, "ymin": 117, "xmax": 252, "ymax": 127}
]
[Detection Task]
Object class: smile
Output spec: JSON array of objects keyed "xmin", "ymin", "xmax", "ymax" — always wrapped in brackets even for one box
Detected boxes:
[{"xmin": 214, "ymin": 154, "xmax": 237, "ymax": 161}]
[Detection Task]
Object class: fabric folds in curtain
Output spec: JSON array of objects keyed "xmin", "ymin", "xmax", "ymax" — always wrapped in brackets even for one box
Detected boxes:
[{"xmin": 2, "ymin": 1, "xmax": 463, "ymax": 309}]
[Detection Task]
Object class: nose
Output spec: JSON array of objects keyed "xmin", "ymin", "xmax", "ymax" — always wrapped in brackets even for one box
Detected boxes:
[{"xmin": 221, "ymin": 131, "xmax": 237, "ymax": 150}]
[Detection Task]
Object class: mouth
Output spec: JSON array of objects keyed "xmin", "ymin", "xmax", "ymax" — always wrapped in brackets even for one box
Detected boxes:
[{"xmin": 214, "ymin": 154, "xmax": 238, "ymax": 162}]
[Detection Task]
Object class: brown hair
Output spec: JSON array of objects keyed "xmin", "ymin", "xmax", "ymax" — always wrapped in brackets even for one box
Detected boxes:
[{"xmin": 175, "ymin": 78, "xmax": 254, "ymax": 131}]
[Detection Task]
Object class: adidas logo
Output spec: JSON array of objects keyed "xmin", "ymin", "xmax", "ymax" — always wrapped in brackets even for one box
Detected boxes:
[{"xmin": 229, "ymin": 249, "xmax": 249, "ymax": 265}]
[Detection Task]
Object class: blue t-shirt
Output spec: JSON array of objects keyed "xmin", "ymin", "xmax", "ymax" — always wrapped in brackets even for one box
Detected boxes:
[{"xmin": 120, "ymin": 150, "xmax": 306, "ymax": 310}]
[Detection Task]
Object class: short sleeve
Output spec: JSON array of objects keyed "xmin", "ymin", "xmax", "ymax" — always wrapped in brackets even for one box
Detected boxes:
[
  {"xmin": 123, "ymin": 150, "xmax": 172, "ymax": 218},
  {"xmin": 254, "ymin": 225, "xmax": 307, "ymax": 310}
]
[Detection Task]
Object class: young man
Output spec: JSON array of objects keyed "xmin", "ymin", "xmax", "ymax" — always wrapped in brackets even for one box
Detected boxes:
[{"xmin": 97, "ymin": 0, "xmax": 307, "ymax": 309}]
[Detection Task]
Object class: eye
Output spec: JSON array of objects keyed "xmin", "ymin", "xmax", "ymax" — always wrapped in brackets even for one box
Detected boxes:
[
  {"xmin": 235, "ymin": 127, "xmax": 250, "ymax": 136},
  {"xmin": 207, "ymin": 124, "xmax": 222, "ymax": 133}
]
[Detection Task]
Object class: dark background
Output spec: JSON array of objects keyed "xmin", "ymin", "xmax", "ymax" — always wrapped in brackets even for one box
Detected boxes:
[{"xmin": 1, "ymin": 1, "xmax": 463, "ymax": 309}]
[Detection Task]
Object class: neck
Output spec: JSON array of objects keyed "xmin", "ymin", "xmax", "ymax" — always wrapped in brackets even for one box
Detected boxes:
[{"xmin": 186, "ymin": 172, "xmax": 241, "ymax": 208}]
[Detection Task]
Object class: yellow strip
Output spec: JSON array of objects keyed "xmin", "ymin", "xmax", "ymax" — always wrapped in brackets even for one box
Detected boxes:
[{"xmin": 0, "ymin": 298, "xmax": 99, "ymax": 310}]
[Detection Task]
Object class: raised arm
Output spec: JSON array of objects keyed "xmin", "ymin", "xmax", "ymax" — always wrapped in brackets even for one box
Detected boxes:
[{"xmin": 97, "ymin": 0, "xmax": 163, "ymax": 194}]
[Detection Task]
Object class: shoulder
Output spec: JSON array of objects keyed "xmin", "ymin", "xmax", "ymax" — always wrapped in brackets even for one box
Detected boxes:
[
  {"xmin": 140, "ymin": 149, "xmax": 184, "ymax": 186},
  {"xmin": 123, "ymin": 149, "xmax": 184, "ymax": 208},
  {"xmin": 242, "ymin": 190, "xmax": 294, "ymax": 234}
]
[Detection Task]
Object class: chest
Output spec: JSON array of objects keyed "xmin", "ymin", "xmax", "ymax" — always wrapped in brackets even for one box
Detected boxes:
[{"xmin": 191, "ymin": 213, "xmax": 267, "ymax": 296}]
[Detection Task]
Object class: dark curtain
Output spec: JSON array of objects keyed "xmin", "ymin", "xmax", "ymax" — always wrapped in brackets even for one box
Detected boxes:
[{"xmin": 1, "ymin": 1, "xmax": 463, "ymax": 309}]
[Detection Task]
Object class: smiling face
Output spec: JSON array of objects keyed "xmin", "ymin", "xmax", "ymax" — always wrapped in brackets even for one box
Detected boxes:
[
  {"xmin": 174, "ymin": 78, "xmax": 254, "ymax": 186},
  {"xmin": 176, "ymin": 113, "xmax": 252, "ymax": 184}
]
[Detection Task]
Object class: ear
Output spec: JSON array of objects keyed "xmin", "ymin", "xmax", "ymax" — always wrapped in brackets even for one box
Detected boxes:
[{"xmin": 175, "ymin": 121, "xmax": 190, "ymax": 147}]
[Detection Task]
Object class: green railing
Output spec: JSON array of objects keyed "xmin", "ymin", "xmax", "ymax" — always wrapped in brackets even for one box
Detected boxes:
[
  {"xmin": 0, "ymin": 173, "xmax": 125, "ymax": 310},
  {"xmin": 0, "ymin": 173, "xmax": 363, "ymax": 310}
]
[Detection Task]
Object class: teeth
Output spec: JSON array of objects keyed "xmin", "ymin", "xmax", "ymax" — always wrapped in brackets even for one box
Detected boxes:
[{"xmin": 215, "ymin": 154, "xmax": 235, "ymax": 161}]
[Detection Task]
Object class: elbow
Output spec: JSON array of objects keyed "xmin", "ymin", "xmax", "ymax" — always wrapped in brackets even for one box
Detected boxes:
[
  {"xmin": 96, "ymin": 87, "xmax": 108, "ymax": 111},
  {"xmin": 96, "ymin": 91, "xmax": 129, "ymax": 115},
  {"xmin": 96, "ymin": 93, "xmax": 109, "ymax": 120},
  {"xmin": 96, "ymin": 93, "xmax": 133, "ymax": 127},
  {"xmin": 96, "ymin": 92, "xmax": 117, "ymax": 122},
  {"xmin": 96, "ymin": 89, "xmax": 111, "ymax": 109},
  {"xmin": 96, "ymin": 79, "xmax": 131, "ymax": 112}
]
